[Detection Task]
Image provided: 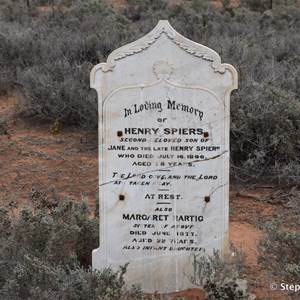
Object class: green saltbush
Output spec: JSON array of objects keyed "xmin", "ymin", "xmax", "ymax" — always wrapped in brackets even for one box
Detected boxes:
[
  {"xmin": 258, "ymin": 221, "xmax": 300, "ymax": 282},
  {"xmin": 0, "ymin": 199, "xmax": 142, "ymax": 299},
  {"xmin": 190, "ymin": 248, "xmax": 252, "ymax": 300},
  {"xmin": 19, "ymin": 61, "xmax": 97, "ymax": 126}
]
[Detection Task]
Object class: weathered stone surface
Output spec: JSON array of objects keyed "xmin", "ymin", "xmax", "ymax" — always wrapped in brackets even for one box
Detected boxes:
[{"xmin": 91, "ymin": 20, "xmax": 237, "ymax": 293}]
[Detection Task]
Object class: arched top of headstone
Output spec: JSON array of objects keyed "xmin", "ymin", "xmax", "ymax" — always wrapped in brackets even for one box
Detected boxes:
[{"xmin": 90, "ymin": 20, "xmax": 237, "ymax": 91}]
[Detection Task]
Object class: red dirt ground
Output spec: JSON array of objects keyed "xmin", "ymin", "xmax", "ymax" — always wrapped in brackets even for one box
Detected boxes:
[{"xmin": 1, "ymin": 95, "xmax": 297, "ymax": 299}]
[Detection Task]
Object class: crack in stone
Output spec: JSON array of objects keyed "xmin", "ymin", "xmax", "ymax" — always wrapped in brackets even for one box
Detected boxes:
[
  {"xmin": 99, "ymin": 150, "xmax": 228, "ymax": 187},
  {"xmin": 209, "ymin": 182, "xmax": 228, "ymax": 197}
]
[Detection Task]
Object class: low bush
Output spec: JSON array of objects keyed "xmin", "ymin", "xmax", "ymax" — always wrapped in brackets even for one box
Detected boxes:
[
  {"xmin": 19, "ymin": 61, "xmax": 97, "ymax": 127},
  {"xmin": 283, "ymin": 188, "xmax": 300, "ymax": 223},
  {"xmin": 231, "ymin": 83, "xmax": 300, "ymax": 185},
  {"xmin": 1, "ymin": 260, "xmax": 141, "ymax": 300},
  {"xmin": 0, "ymin": 199, "xmax": 142, "ymax": 299},
  {"xmin": 0, "ymin": 118, "xmax": 9, "ymax": 135},
  {"xmin": 190, "ymin": 248, "xmax": 253, "ymax": 299},
  {"xmin": 241, "ymin": 0, "xmax": 271, "ymax": 11},
  {"xmin": 0, "ymin": 66, "xmax": 15, "ymax": 95},
  {"xmin": 258, "ymin": 221, "xmax": 300, "ymax": 282}
]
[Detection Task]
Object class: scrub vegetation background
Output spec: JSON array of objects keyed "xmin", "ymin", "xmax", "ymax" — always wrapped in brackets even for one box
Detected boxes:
[
  {"xmin": 0, "ymin": 0, "xmax": 299, "ymax": 184},
  {"xmin": 0, "ymin": 0, "xmax": 299, "ymax": 299}
]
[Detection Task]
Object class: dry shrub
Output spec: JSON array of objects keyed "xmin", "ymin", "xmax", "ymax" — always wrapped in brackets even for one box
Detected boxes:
[
  {"xmin": 0, "ymin": 198, "xmax": 142, "ymax": 299},
  {"xmin": 190, "ymin": 247, "xmax": 253, "ymax": 299},
  {"xmin": 19, "ymin": 61, "xmax": 97, "ymax": 127},
  {"xmin": 258, "ymin": 221, "xmax": 300, "ymax": 282},
  {"xmin": 0, "ymin": 117, "xmax": 9, "ymax": 135}
]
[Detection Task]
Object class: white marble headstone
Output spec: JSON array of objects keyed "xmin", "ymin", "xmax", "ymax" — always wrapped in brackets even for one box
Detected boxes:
[{"xmin": 91, "ymin": 20, "xmax": 237, "ymax": 293}]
